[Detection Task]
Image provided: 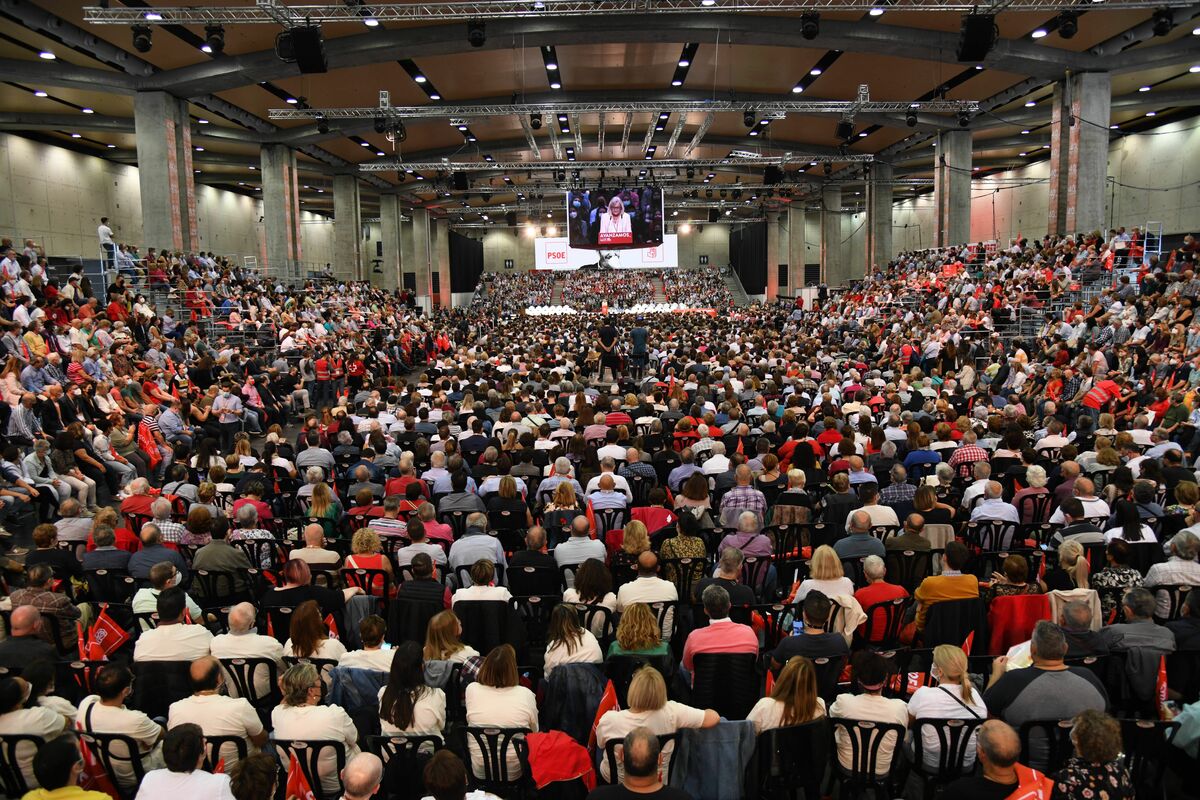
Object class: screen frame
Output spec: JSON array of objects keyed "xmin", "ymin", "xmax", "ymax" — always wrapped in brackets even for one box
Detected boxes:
[{"xmin": 565, "ymin": 186, "xmax": 665, "ymax": 251}]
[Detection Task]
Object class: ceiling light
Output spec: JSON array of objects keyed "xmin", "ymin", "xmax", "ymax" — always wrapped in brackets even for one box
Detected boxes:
[
  {"xmin": 655, "ymin": 125, "xmax": 664, "ymax": 131},
  {"xmin": 286, "ymin": 97, "xmax": 298, "ymax": 104},
  {"xmin": 810, "ymin": 68, "xmax": 822, "ymax": 76},
  {"xmin": 200, "ymin": 44, "xmax": 213, "ymax": 53},
  {"xmin": 748, "ymin": 130, "xmax": 758, "ymax": 136},
  {"xmin": 71, "ymin": 133, "xmax": 81, "ymax": 138},
  {"xmin": 361, "ymin": 141, "xmax": 372, "ymax": 146},
  {"xmin": 700, "ymin": 0, "xmax": 716, "ymax": 5},
  {"xmin": 975, "ymin": 65, "xmax": 984, "ymax": 70},
  {"xmin": 868, "ymin": 7, "xmax": 884, "ymax": 15},
  {"xmin": 143, "ymin": 12, "xmax": 163, "ymax": 21},
  {"xmin": 132, "ymin": 25, "xmax": 152, "ymax": 53},
  {"xmin": 1194, "ymin": 26, "xmax": 1200, "ymax": 35},
  {"xmin": 249, "ymin": 166, "xmax": 256, "ymax": 170},
  {"xmin": 363, "ymin": 16, "xmax": 379, "ymax": 26},
  {"xmin": 1031, "ymin": 28, "xmax": 1048, "ymax": 39},
  {"xmin": 430, "ymin": 93, "xmax": 441, "ymax": 100},
  {"xmin": 792, "ymin": 85, "xmax": 803, "ymax": 94},
  {"xmin": 659, "ymin": 113, "xmax": 669, "ymax": 119},
  {"xmin": 38, "ymin": 50, "xmax": 55, "ymax": 60},
  {"xmin": 457, "ymin": 124, "xmax": 468, "ymax": 131},
  {"xmin": 1110, "ymin": 124, "xmax": 1119, "ymax": 129},
  {"xmin": 1057, "ymin": 11, "xmax": 1078, "ymax": 38},
  {"xmin": 546, "ymin": 62, "xmax": 558, "ymax": 70},
  {"xmin": 239, "ymin": 182, "xmax": 245, "ymax": 186},
  {"xmin": 678, "ymin": 59, "xmax": 690, "ymax": 67},
  {"xmin": 1025, "ymin": 101, "xmax": 1036, "ymax": 107},
  {"xmin": 414, "ymin": 75, "xmax": 427, "ymax": 83},
  {"xmin": 1146, "ymin": 111, "xmax": 1156, "ymax": 117},
  {"xmin": 82, "ymin": 108, "xmax": 94, "ymax": 114},
  {"xmin": 1021, "ymin": 129, "xmax": 1030, "ymax": 134},
  {"xmin": 195, "ymin": 146, "xmax": 204, "ymax": 151},
  {"xmin": 672, "ymin": 80, "xmax": 683, "ymax": 86},
  {"xmin": 106, "ymin": 144, "xmax": 116, "ymax": 148},
  {"xmin": 197, "ymin": 118, "xmax": 209, "ymax": 124},
  {"xmin": 1019, "ymin": 152, "xmax": 1027, "ymax": 156},
  {"xmin": 1139, "ymin": 85, "xmax": 1151, "ymax": 92},
  {"xmin": 34, "ymin": 91, "xmax": 47, "ymax": 97},
  {"xmin": 376, "ymin": 151, "xmax": 386, "ymax": 156},
  {"xmin": 858, "ymin": 131, "xmax": 868, "ymax": 137},
  {"xmin": 1041, "ymin": 144, "xmax": 1050, "ymax": 148},
  {"xmin": 1190, "ymin": 65, "xmax": 1200, "ymax": 73},
  {"xmin": 550, "ymin": 82, "xmax": 561, "ymax": 89}
]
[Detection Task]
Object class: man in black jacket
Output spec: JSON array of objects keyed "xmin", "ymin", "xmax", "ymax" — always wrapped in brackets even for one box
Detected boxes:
[{"xmin": 395, "ymin": 553, "xmax": 450, "ymax": 608}]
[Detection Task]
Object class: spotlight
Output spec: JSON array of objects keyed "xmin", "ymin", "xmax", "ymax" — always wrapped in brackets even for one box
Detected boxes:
[
  {"xmin": 530, "ymin": 113, "xmax": 542, "ymax": 130},
  {"xmin": 800, "ymin": 12, "xmax": 819, "ymax": 39},
  {"xmin": 957, "ymin": 13, "xmax": 997, "ymax": 62},
  {"xmin": 743, "ymin": 110, "xmax": 756, "ymax": 128},
  {"xmin": 823, "ymin": 162, "xmax": 832, "ymax": 176},
  {"xmin": 905, "ymin": 110, "xmax": 918, "ymax": 127},
  {"xmin": 316, "ymin": 117, "xmax": 330, "ymax": 135},
  {"xmin": 467, "ymin": 21, "xmax": 487, "ymax": 47},
  {"xmin": 1057, "ymin": 11, "xmax": 1078, "ymax": 39},
  {"xmin": 204, "ymin": 24, "xmax": 225, "ymax": 53},
  {"xmin": 1152, "ymin": 8, "xmax": 1172, "ymax": 36},
  {"xmin": 835, "ymin": 119, "xmax": 854, "ymax": 140},
  {"xmin": 374, "ymin": 117, "xmax": 387, "ymax": 134},
  {"xmin": 686, "ymin": 167, "xmax": 695, "ymax": 180},
  {"xmin": 132, "ymin": 25, "xmax": 152, "ymax": 53},
  {"xmin": 958, "ymin": 110, "xmax": 971, "ymax": 128},
  {"xmin": 391, "ymin": 122, "xmax": 407, "ymax": 142}
]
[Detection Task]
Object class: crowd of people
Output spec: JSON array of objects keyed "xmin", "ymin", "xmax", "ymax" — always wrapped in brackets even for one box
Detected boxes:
[{"xmin": 0, "ymin": 224, "xmax": 1197, "ymax": 799}]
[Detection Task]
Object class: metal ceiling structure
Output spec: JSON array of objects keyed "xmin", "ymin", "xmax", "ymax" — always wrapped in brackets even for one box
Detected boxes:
[
  {"xmin": 81, "ymin": 0, "xmax": 1199, "ymax": 24},
  {"xmin": 359, "ymin": 155, "xmax": 873, "ymax": 172}
]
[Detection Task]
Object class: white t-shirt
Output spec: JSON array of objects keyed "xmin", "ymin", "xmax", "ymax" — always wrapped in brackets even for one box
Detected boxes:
[
  {"xmin": 339, "ymin": 648, "xmax": 396, "ymax": 672},
  {"xmin": 451, "ymin": 585, "xmax": 513, "ymax": 605},
  {"xmin": 543, "ymin": 630, "xmax": 603, "ymax": 677},
  {"xmin": 134, "ymin": 768, "xmax": 235, "ymax": 800},
  {"xmin": 133, "ymin": 624, "xmax": 213, "ymax": 662},
  {"xmin": 376, "ymin": 685, "xmax": 447, "ymax": 737},
  {"xmin": 1103, "ymin": 526, "xmax": 1157, "ymax": 544},
  {"xmin": 746, "ymin": 696, "xmax": 826, "ymax": 735},
  {"xmin": 271, "ymin": 704, "xmax": 361, "ymax": 797},
  {"xmin": 615, "ymin": 577, "xmax": 678, "ymax": 637},
  {"xmin": 594, "ymin": 701, "xmax": 708, "ymax": 782},
  {"xmin": 167, "ymin": 694, "xmax": 263, "ymax": 768},
  {"xmin": 906, "ymin": 684, "xmax": 987, "ymax": 768},
  {"xmin": 98, "ymin": 224, "xmax": 114, "ymax": 245},
  {"xmin": 0, "ymin": 706, "xmax": 67, "ymax": 787},
  {"xmin": 77, "ymin": 696, "xmax": 165, "ymax": 788},
  {"xmin": 283, "ymin": 637, "xmax": 348, "ymax": 662},
  {"xmin": 464, "ymin": 684, "xmax": 539, "ymax": 778},
  {"xmin": 210, "ymin": 632, "xmax": 285, "ymax": 699},
  {"xmin": 828, "ymin": 693, "xmax": 908, "ymax": 774},
  {"xmin": 796, "ymin": 577, "xmax": 855, "ymax": 600}
]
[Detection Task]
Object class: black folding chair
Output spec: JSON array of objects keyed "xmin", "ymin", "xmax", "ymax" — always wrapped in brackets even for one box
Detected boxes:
[
  {"xmin": 1120, "ymin": 717, "xmax": 1180, "ymax": 800},
  {"xmin": 0, "ymin": 733, "xmax": 43, "ymax": 799},
  {"xmin": 885, "ymin": 549, "xmax": 933, "ymax": 594},
  {"xmin": 691, "ymin": 652, "xmax": 759, "ymax": 720},
  {"xmin": 371, "ymin": 734, "xmax": 445, "ymax": 800},
  {"xmin": 1018, "ymin": 718, "xmax": 1076, "ymax": 774},
  {"xmin": 827, "ymin": 717, "xmax": 907, "ymax": 799},
  {"xmin": 77, "ymin": 728, "xmax": 149, "ymax": 800},
  {"xmin": 746, "ymin": 720, "xmax": 829, "ymax": 800},
  {"xmin": 202, "ymin": 735, "xmax": 249, "ymax": 771},
  {"xmin": 463, "ymin": 726, "xmax": 530, "ymax": 798},
  {"xmin": 341, "ymin": 567, "xmax": 392, "ymax": 616},
  {"xmin": 273, "ymin": 739, "xmax": 347, "ymax": 800},
  {"xmin": 219, "ymin": 656, "xmax": 282, "ymax": 716},
  {"xmin": 910, "ymin": 717, "xmax": 986, "ymax": 799},
  {"xmin": 861, "ymin": 597, "xmax": 910, "ymax": 650}
]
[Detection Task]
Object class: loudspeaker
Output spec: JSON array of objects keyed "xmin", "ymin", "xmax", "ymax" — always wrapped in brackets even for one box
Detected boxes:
[
  {"xmin": 763, "ymin": 166, "xmax": 783, "ymax": 186},
  {"xmin": 956, "ymin": 14, "xmax": 996, "ymax": 62},
  {"xmin": 452, "ymin": 173, "xmax": 470, "ymax": 191},
  {"xmin": 505, "ymin": 212, "xmax": 517, "ymax": 227},
  {"xmin": 276, "ymin": 26, "xmax": 327, "ymax": 73},
  {"xmin": 707, "ymin": 209, "xmax": 719, "ymax": 223}
]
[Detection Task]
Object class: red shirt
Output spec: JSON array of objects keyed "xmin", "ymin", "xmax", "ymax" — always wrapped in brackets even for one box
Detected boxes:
[
  {"xmin": 854, "ymin": 581, "xmax": 909, "ymax": 642},
  {"xmin": 681, "ymin": 619, "xmax": 759, "ymax": 672},
  {"xmin": 1083, "ymin": 379, "xmax": 1121, "ymax": 410},
  {"xmin": 87, "ymin": 526, "xmax": 140, "ymax": 553},
  {"xmin": 385, "ymin": 475, "xmax": 427, "ymax": 499}
]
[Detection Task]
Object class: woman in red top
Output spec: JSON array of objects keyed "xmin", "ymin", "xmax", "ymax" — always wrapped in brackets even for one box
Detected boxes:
[
  {"xmin": 344, "ymin": 528, "xmax": 396, "ymax": 597},
  {"xmin": 345, "ymin": 354, "xmax": 367, "ymax": 394}
]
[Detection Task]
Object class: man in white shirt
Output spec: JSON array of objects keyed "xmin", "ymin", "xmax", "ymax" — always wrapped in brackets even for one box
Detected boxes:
[
  {"xmin": 338, "ymin": 615, "xmax": 396, "ymax": 672},
  {"xmin": 97, "ymin": 216, "xmax": 115, "ymax": 272},
  {"xmin": 0, "ymin": 674, "xmax": 68, "ymax": 788},
  {"xmin": 78, "ymin": 663, "xmax": 165, "ymax": 789},
  {"xmin": 585, "ymin": 457, "xmax": 632, "ymax": 500},
  {"xmin": 960, "ymin": 462, "xmax": 993, "ymax": 512},
  {"xmin": 701, "ymin": 441, "xmax": 730, "ymax": 475},
  {"xmin": 135, "ymin": 722, "xmax": 236, "ymax": 799},
  {"xmin": 1048, "ymin": 477, "xmax": 1110, "ymax": 524},
  {"xmin": 211, "ymin": 602, "xmax": 286, "ymax": 701},
  {"xmin": 167, "ymin": 656, "xmax": 266, "ymax": 769},
  {"xmin": 615, "ymin": 551, "xmax": 679, "ymax": 638},
  {"xmin": 133, "ymin": 587, "xmax": 213, "ymax": 662},
  {"xmin": 971, "ymin": 482, "xmax": 1021, "ymax": 524},
  {"xmin": 289, "ymin": 524, "xmax": 342, "ymax": 569},
  {"xmin": 1033, "ymin": 419, "xmax": 1070, "ymax": 452}
]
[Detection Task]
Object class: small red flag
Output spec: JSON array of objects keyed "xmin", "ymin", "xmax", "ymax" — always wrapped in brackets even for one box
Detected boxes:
[
  {"xmin": 1157, "ymin": 656, "xmax": 1170, "ymax": 721},
  {"xmin": 765, "ymin": 669, "xmax": 775, "ymax": 696},
  {"xmin": 91, "ymin": 607, "xmax": 130, "ymax": 657},
  {"xmin": 324, "ymin": 613, "xmax": 340, "ymax": 641},
  {"xmin": 285, "ymin": 752, "xmax": 316, "ymax": 800},
  {"xmin": 588, "ymin": 680, "xmax": 620, "ymax": 752},
  {"xmin": 962, "ymin": 631, "xmax": 974, "ymax": 656}
]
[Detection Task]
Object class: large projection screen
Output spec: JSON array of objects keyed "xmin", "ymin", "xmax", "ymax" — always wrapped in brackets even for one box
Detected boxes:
[
  {"xmin": 535, "ymin": 235, "xmax": 678, "ymax": 270},
  {"xmin": 566, "ymin": 187, "xmax": 665, "ymax": 250}
]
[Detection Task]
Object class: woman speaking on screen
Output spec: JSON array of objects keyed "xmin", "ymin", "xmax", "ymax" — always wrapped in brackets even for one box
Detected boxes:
[{"xmin": 598, "ymin": 196, "xmax": 633, "ymax": 245}]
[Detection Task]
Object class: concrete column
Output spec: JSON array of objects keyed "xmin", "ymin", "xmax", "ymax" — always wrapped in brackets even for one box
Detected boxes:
[
  {"xmin": 133, "ymin": 91, "xmax": 198, "ymax": 253},
  {"xmin": 260, "ymin": 144, "xmax": 302, "ymax": 280},
  {"xmin": 934, "ymin": 129, "xmax": 971, "ymax": 247},
  {"xmin": 410, "ymin": 208, "xmax": 433, "ymax": 307},
  {"xmin": 434, "ymin": 218, "xmax": 451, "ymax": 308},
  {"xmin": 378, "ymin": 193, "xmax": 402, "ymax": 291},
  {"xmin": 765, "ymin": 211, "xmax": 781, "ymax": 301},
  {"xmin": 866, "ymin": 161, "xmax": 894, "ymax": 273},
  {"xmin": 787, "ymin": 206, "xmax": 806, "ymax": 291},
  {"xmin": 820, "ymin": 185, "xmax": 843, "ymax": 285},
  {"xmin": 1048, "ymin": 72, "xmax": 1111, "ymax": 236},
  {"xmin": 332, "ymin": 174, "xmax": 362, "ymax": 282}
]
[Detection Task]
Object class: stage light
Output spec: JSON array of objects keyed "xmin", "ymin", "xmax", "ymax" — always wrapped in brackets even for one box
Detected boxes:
[
  {"xmin": 530, "ymin": 113, "xmax": 542, "ymax": 129},
  {"xmin": 800, "ymin": 12, "xmax": 819, "ymax": 39},
  {"xmin": 467, "ymin": 21, "xmax": 486, "ymax": 47},
  {"xmin": 38, "ymin": 50, "xmax": 55, "ymax": 60},
  {"xmin": 743, "ymin": 110, "xmax": 756, "ymax": 127},
  {"xmin": 204, "ymin": 24, "xmax": 225, "ymax": 53},
  {"xmin": 316, "ymin": 118, "xmax": 330, "ymax": 134},
  {"xmin": 1152, "ymin": 8, "xmax": 1172, "ymax": 36},
  {"xmin": 1057, "ymin": 12, "xmax": 1078, "ymax": 39},
  {"xmin": 905, "ymin": 110, "xmax": 917, "ymax": 127},
  {"xmin": 1031, "ymin": 27, "xmax": 1048, "ymax": 39},
  {"xmin": 132, "ymin": 25, "xmax": 153, "ymax": 53},
  {"xmin": 958, "ymin": 111, "xmax": 971, "ymax": 128},
  {"xmin": 374, "ymin": 117, "xmax": 387, "ymax": 134},
  {"xmin": 957, "ymin": 13, "xmax": 996, "ymax": 62}
]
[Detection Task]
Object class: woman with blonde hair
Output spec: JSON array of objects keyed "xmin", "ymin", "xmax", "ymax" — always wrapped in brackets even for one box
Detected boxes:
[
  {"xmin": 748, "ymin": 655, "xmax": 826, "ymax": 734},
  {"xmin": 607, "ymin": 602, "xmax": 668, "ymax": 658},
  {"xmin": 795, "ymin": 545, "xmax": 854, "ymax": 600},
  {"xmin": 464, "ymin": 644, "xmax": 538, "ymax": 778},
  {"xmin": 594, "ymin": 666, "xmax": 718, "ymax": 782},
  {"xmin": 611, "ymin": 519, "xmax": 650, "ymax": 580},
  {"xmin": 423, "ymin": 610, "xmax": 483, "ymax": 679},
  {"xmin": 906, "ymin": 645, "xmax": 987, "ymax": 768},
  {"xmin": 306, "ymin": 482, "xmax": 342, "ymax": 535},
  {"xmin": 344, "ymin": 528, "xmax": 395, "ymax": 595},
  {"xmin": 1045, "ymin": 539, "xmax": 1091, "ymax": 591},
  {"xmin": 486, "ymin": 475, "xmax": 533, "ymax": 527}
]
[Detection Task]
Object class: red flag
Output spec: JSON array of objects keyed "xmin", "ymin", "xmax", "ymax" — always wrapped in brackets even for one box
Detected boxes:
[
  {"xmin": 77, "ymin": 722, "xmax": 121, "ymax": 799},
  {"xmin": 764, "ymin": 669, "xmax": 775, "ymax": 696},
  {"xmin": 77, "ymin": 622, "xmax": 86, "ymax": 660},
  {"xmin": 1157, "ymin": 655, "xmax": 1170, "ymax": 720},
  {"xmin": 213, "ymin": 758, "xmax": 225, "ymax": 774},
  {"xmin": 91, "ymin": 607, "xmax": 130, "ymax": 657},
  {"xmin": 285, "ymin": 752, "xmax": 316, "ymax": 800},
  {"xmin": 962, "ymin": 631, "xmax": 975, "ymax": 656},
  {"xmin": 324, "ymin": 613, "xmax": 340, "ymax": 641},
  {"xmin": 906, "ymin": 672, "xmax": 930, "ymax": 695},
  {"xmin": 588, "ymin": 680, "xmax": 620, "ymax": 752}
]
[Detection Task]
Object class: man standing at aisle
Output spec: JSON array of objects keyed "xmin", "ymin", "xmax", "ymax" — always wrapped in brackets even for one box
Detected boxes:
[
  {"xmin": 97, "ymin": 216, "xmax": 115, "ymax": 276},
  {"xmin": 629, "ymin": 318, "xmax": 649, "ymax": 380},
  {"xmin": 598, "ymin": 317, "xmax": 621, "ymax": 382}
]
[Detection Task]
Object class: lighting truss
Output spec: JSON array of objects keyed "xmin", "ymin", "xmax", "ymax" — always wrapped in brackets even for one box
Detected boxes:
[
  {"xmin": 270, "ymin": 98, "xmax": 979, "ymax": 120},
  {"xmin": 359, "ymin": 155, "xmax": 873, "ymax": 172},
  {"xmin": 518, "ymin": 113, "xmax": 541, "ymax": 159},
  {"xmin": 84, "ymin": 0, "xmax": 1195, "ymax": 25},
  {"xmin": 684, "ymin": 112, "xmax": 714, "ymax": 157},
  {"xmin": 424, "ymin": 182, "xmax": 815, "ymax": 196}
]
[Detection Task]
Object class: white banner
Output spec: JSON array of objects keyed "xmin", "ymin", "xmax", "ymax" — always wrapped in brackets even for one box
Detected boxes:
[{"xmin": 534, "ymin": 235, "xmax": 678, "ymax": 270}]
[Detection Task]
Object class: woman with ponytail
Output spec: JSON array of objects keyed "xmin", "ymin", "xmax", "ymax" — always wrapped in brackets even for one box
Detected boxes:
[
  {"xmin": 907, "ymin": 645, "xmax": 987, "ymax": 768},
  {"xmin": 1045, "ymin": 539, "xmax": 1091, "ymax": 592}
]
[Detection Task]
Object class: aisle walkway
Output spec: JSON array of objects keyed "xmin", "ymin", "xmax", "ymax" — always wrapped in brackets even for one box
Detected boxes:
[
  {"xmin": 552, "ymin": 277, "xmax": 566, "ymax": 304},
  {"xmin": 653, "ymin": 276, "xmax": 667, "ymax": 303}
]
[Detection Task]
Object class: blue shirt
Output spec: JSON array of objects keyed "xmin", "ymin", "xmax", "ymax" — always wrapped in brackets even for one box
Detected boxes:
[{"xmin": 20, "ymin": 365, "xmax": 47, "ymax": 393}]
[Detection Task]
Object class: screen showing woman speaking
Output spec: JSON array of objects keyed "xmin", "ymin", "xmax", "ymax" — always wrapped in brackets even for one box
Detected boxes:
[{"xmin": 566, "ymin": 187, "xmax": 664, "ymax": 250}]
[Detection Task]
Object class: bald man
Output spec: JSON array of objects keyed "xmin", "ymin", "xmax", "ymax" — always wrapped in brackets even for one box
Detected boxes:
[
  {"xmin": 1049, "ymin": 476, "xmax": 1110, "ymax": 524},
  {"xmin": 0, "ymin": 605, "xmax": 56, "ymax": 667},
  {"xmin": 554, "ymin": 514, "xmax": 607, "ymax": 586},
  {"xmin": 167, "ymin": 655, "xmax": 267, "ymax": 769},
  {"xmin": 971, "ymin": 480, "xmax": 1020, "ymax": 525},
  {"xmin": 340, "ymin": 752, "xmax": 384, "ymax": 800},
  {"xmin": 719, "ymin": 463, "xmax": 767, "ymax": 528},
  {"xmin": 946, "ymin": 719, "xmax": 1047, "ymax": 798},
  {"xmin": 209, "ymin": 602, "xmax": 285, "ymax": 699},
  {"xmin": 615, "ymin": 550, "xmax": 678, "ymax": 638},
  {"xmin": 588, "ymin": 472, "xmax": 629, "ymax": 512}
]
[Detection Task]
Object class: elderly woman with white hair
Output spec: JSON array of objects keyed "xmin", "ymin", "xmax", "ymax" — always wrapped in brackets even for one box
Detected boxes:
[
  {"xmin": 1011, "ymin": 464, "xmax": 1051, "ymax": 523},
  {"xmin": 771, "ymin": 468, "xmax": 813, "ymax": 525},
  {"xmin": 297, "ymin": 465, "xmax": 327, "ymax": 501},
  {"xmin": 1144, "ymin": 531, "xmax": 1200, "ymax": 618}
]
